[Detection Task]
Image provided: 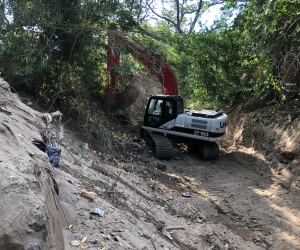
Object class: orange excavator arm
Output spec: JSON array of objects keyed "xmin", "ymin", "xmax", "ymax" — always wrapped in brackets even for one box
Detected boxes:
[{"xmin": 107, "ymin": 29, "xmax": 178, "ymax": 103}]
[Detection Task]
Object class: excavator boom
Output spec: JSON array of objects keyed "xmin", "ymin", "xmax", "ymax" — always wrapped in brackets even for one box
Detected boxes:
[{"xmin": 107, "ymin": 29, "xmax": 178, "ymax": 103}]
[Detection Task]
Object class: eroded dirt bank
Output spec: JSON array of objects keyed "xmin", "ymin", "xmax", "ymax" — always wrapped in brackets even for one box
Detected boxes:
[
  {"xmin": 1, "ymin": 76, "xmax": 300, "ymax": 250},
  {"xmin": 0, "ymin": 79, "xmax": 64, "ymax": 250}
]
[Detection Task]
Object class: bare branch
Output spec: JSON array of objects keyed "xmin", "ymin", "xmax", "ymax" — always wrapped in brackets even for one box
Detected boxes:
[
  {"xmin": 182, "ymin": 9, "xmax": 198, "ymax": 16},
  {"xmin": 146, "ymin": 0, "xmax": 226, "ymax": 34},
  {"xmin": 146, "ymin": 1, "xmax": 177, "ymax": 28},
  {"xmin": 208, "ymin": 1, "xmax": 224, "ymax": 7},
  {"xmin": 176, "ymin": 0, "xmax": 180, "ymax": 26},
  {"xmin": 189, "ymin": 0, "xmax": 203, "ymax": 33}
]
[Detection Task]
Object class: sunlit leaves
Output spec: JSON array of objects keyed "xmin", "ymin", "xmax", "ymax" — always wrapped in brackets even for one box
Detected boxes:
[{"xmin": 234, "ymin": 0, "xmax": 300, "ymax": 103}]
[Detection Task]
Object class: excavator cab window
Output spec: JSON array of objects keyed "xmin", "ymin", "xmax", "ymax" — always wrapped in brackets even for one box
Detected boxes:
[
  {"xmin": 147, "ymin": 99, "xmax": 163, "ymax": 115},
  {"xmin": 145, "ymin": 99, "xmax": 164, "ymax": 127},
  {"xmin": 165, "ymin": 101, "xmax": 173, "ymax": 116},
  {"xmin": 145, "ymin": 98, "xmax": 178, "ymax": 128},
  {"xmin": 177, "ymin": 100, "xmax": 183, "ymax": 114}
]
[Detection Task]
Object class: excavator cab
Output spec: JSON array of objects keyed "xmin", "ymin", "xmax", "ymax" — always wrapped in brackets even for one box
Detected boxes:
[{"xmin": 144, "ymin": 95, "xmax": 183, "ymax": 128}]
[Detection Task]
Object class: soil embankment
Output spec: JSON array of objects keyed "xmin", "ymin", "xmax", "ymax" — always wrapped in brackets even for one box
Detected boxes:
[
  {"xmin": 0, "ymin": 79, "xmax": 64, "ymax": 250},
  {"xmin": 1, "ymin": 76, "xmax": 300, "ymax": 250}
]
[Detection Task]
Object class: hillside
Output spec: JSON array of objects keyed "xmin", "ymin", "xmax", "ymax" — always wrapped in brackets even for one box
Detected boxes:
[{"xmin": 1, "ymin": 76, "xmax": 300, "ymax": 250}]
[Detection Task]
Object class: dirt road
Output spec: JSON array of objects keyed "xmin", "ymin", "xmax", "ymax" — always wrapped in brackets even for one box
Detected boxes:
[{"xmin": 57, "ymin": 127, "xmax": 300, "ymax": 250}]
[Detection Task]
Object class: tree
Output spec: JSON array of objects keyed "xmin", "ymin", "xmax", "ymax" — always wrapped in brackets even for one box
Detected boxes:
[
  {"xmin": 234, "ymin": 0, "xmax": 300, "ymax": 103},
  {"xmin": 0, "ymin": 0, "xmax": 144, "ymax": 100},
  {"xmin": 146, "ymin": 0, "xmax": 248, "ymax": 34}
]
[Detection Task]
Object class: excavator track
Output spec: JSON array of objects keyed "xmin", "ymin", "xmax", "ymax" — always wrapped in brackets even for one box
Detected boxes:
[
  {"xmin": 141, "ymin": 129, "xmax": 175, "ymax": 159},
  {"xmin": 189, "ymin": 140, "xmax": 220, "ymax": 160},
  {"xmin": 199, "ymin": 141, "xmax": 220, "ymax": 160}
]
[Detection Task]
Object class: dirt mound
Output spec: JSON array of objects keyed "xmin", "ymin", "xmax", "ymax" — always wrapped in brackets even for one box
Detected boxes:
[
  {"xmin": 221, "ymin": 102, "xmax": 300, "ymax": 191},
  {"xmin": 116, "ymin": 84, "xmax": 140, "ymax": 109},
  {"xmin": 123, "ymin": 73, "xmax": 162, "ymax": 122}
]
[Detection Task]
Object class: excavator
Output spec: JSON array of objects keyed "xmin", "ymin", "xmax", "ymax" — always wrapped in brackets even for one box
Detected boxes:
[{"xmin": 107, "ymin": 28, "xmax": 228, "ymax": 160}]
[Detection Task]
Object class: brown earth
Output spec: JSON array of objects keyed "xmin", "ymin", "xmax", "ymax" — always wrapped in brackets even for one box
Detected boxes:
[{"xmin": 1, "ymin": 75, "xmax": 300, "ymax": 250}]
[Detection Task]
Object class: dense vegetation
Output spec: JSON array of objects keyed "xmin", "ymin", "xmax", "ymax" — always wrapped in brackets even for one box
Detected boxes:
[{"xmin": 0, "ymin": 0, "xmax": 299, "ymax": 109}]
